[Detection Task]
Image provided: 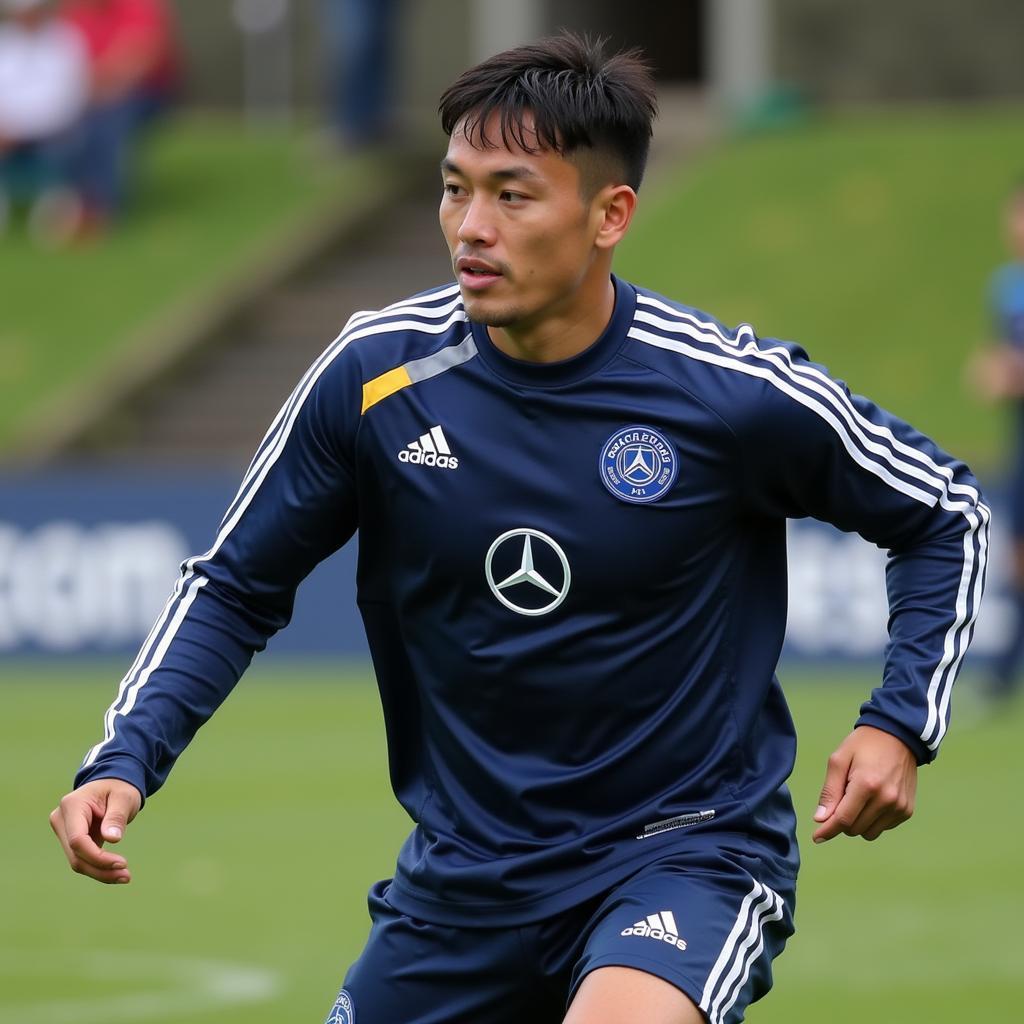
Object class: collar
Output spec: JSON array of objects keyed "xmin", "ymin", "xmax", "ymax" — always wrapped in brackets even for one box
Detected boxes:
[{"xmin": 469, "ymin": 275, "xmax": 636, "ymax": 387}]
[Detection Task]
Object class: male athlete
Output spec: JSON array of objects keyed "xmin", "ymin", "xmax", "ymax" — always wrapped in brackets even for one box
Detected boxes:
[{"xmin": 51, "ymin": 34, "xmax": 989, "ymax": 1024}]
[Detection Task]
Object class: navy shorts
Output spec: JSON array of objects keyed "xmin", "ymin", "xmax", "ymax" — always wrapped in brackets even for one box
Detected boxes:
[{"xmin": 325, "ymin": 845, "xmax": 796, "ymax": 1024}]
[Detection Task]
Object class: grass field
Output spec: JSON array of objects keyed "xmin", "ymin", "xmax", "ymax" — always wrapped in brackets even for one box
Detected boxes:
[{"xmin": 1, "ymin": 660, "xmax": 1019, "ymax": 1023}]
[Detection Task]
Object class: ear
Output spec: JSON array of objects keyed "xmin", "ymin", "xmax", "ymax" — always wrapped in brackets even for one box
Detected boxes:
[{"xmin": 593, "ymin": 185, "xmax": 637, "ymax": 251}]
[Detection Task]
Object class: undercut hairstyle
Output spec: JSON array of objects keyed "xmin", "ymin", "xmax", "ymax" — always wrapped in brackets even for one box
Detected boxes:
[{"xmin": 438, "ymin": 32, "xmax": 657, "ymax": 195}]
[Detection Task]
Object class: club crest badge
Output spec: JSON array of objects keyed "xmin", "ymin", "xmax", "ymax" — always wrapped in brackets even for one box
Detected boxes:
[
  {"xmin": 599, "ymin": 425, "xmax": 678, "ymax": 504},
  {"xmin": 326, "ymin": 989, "xmax": 355, "ymax": 1024}
]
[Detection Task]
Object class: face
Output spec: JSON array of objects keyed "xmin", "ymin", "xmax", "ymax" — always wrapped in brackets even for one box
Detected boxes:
[{"xmin": 439, "ymin": 116, "xmax": 611, "ymax": 333}]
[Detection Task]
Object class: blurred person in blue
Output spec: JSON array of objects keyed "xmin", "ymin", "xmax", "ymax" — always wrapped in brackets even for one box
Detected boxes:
[
  {"xmin": 969, "ymin": 182, "xmax": 1024, "ymax": 701},
  {"xmin": 321, "ymin": 0, "xmax": 400, "ymax": 148},
  {"xmin": 59, "ymin": 0, "xmax": 180, "ymax": 229},
  {"xmin": 0, "ymin": 0, "xmax": 89, "ymax": 243}
]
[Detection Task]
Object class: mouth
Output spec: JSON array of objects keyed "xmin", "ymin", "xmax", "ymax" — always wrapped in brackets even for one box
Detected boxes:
[{"xmin": 456, "ymin": 257, "xmax": 503, "ymax": 291}]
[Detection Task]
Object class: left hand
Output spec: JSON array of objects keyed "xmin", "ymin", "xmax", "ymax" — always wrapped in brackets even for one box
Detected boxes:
[{"xmin": 812, "ymin": 725, "xmax": 917, "ymax": 843}]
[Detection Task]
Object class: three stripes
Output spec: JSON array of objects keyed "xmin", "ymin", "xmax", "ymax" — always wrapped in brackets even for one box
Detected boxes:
[
  {"xmin": 408, "ymin": 425, "xmax": 452, "ymax": 456},
  {"xmin": 699, "ymin": 881, "xmax": 785, "ymax": 1024},
  {"xmin": 83, "ymin": 285, "xmax": 465, "ymax": 769},
  {"xmin": 623, "ymin": 888, "xmax": 786, "ymax": 1024},
  {"xmin": 630, "ymin": 292, "xmax": 990, "ymax": 755}
]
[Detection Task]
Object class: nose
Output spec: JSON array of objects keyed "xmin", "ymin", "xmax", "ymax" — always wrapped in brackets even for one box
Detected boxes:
[{"xmin": 456, "ymin": 197, "xmax": 497, "ymax": 247}]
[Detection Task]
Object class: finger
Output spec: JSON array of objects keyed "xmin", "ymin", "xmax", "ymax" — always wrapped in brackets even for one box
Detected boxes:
[
  {"xmin": 860, "ymin": 799, "xmax": 914, "ymax": 840},
  {"xmin": 67, "ymin": 853, "xmax": 132, "ymax": 884},
  {"xmin": 845, "ymin": 773, "xmax": 915, "ymax": 839},
  {"xmin": 814, "ymin": 744, "xmax": 853, "ymax": 824},
  {"xmin": 859, "ymin": 806, "xmax": 909, "ymax": 841},
  {"xmin": 814, "ymin": 778, "xmax": 915, "ymax": 843},
  {"xmin": 50, "ymin": 805, "xmax": 91, "ymax": 868},
  {"xmin": 844, "ymin": 796, "xmax": 890, "ymax": 839},
  {"xmin": 50, "ymin": 805, "xmax": 76, "ymax": 861},
  {"xmin": 60, "ymin": 799, "xmax": 128, "ymax": 872},
  {"xmin": 68, "ymin": 828, "xmax": 128, "ymax": 872},
  {"xmin": 51, "ymin": 807, "xmax": 131, "ymax": 882},
  {"xmin": 861, "ymin": 818, "xmax": 891, "ymax": 841},
  {"xmin": 100, "ymin": 788, "xmax": 138, "ymax": 844},
  {"xmin": 813, "ymin": 778, "xmax": 870, "ymax": 843}
]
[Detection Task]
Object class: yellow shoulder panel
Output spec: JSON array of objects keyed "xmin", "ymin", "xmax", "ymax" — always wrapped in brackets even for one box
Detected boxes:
[{"xmin": 361, "ymin": 365, "xmax": 413, "ymax": 415}]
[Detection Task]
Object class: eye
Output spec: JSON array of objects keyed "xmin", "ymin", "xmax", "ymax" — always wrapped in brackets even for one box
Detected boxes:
[
  {"xmin": 443, "ymin": 182, "xmax": 465, "ymax": 198},
  {"xmin": 499, "ymin": 190, "xmax": 526, "ymax": 203}
]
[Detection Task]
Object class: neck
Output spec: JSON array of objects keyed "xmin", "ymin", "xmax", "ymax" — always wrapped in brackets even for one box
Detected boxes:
[{"xmin": 487, "ymin": 272, "xmax": 617, "ymax": 364}]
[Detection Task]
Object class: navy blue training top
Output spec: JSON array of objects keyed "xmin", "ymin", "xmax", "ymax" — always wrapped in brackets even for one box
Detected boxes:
[{"xmin": 76, "ymin": 278, "xmax": 989, "ymax": 925}]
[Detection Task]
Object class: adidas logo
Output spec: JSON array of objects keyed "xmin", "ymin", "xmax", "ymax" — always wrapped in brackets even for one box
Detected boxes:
[
  {"xmin": 621, "ymin": 910, "xmax": 687, "ymax": 951},
  {"xmin": 398, "ymin": 425, "xmax": 459, "ymax": 470}
]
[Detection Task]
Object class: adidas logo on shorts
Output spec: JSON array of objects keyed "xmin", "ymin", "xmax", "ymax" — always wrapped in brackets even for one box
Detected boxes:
[
  {"xmin": 621, "ymin": 910, "xmax": 688, "ymax": 951},
  {"xmin": 398, "ymin": 425, "xmax": 459, "ymax": 469}
]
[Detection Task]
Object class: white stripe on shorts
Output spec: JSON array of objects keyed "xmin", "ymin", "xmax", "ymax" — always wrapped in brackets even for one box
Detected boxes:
[{"xmin": 699, "ymin": 881, "xmax": 784, "ymax": 1024}]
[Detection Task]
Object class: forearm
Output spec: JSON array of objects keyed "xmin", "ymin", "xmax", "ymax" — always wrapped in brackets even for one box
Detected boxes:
[
  {"xmin": 74, "ymin": 570, "xmax": 279, "ymax": 797},
  {"xmin": 857, "ymin": 499, "xmax": 989, "ymax": 762}
]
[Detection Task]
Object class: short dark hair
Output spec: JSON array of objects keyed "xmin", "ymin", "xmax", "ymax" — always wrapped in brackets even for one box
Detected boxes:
[{"xmin": 438, "ymin": 32, "xmax": 657, "ymax": 194}]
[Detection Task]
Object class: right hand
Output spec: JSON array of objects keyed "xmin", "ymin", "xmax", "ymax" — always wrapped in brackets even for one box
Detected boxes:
[{"xmin": 49, "ymin": 779, "xmax": 142, "ymax": 884}]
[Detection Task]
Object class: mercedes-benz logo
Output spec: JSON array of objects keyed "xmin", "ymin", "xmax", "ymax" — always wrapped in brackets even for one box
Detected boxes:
[
  {"xmin": 620, "ymin": 443, "xmax": 660, "ymax": 485},
  {"xmin": 484, "ymin": 528, "xmax": 571, "ymax": 616}
]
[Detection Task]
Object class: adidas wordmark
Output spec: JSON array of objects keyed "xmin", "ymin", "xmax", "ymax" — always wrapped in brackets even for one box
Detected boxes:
[
  {"xmin": 621, "ymin": 910, "xmax": 687, "ymax": 951},
  {"xmin": 398, "ymin": 425, "xmax": 459, "ymax": 470}
]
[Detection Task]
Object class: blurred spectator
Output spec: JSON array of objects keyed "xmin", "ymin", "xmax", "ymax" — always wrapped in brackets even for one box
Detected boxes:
[
  {"xmin": 321, "ymin": 0, "xmax": 400, "ymax": 148},
  {"xmin": 968, "ymin": 182, "xmax": 1024, "ymax": 701},
  {"xmin": 0, "ymin": 0, "xmax": 89, "ymax": 244},
  {"xmin": 60, "ymin": 0, "xmax": 181, "ymax": 227}
]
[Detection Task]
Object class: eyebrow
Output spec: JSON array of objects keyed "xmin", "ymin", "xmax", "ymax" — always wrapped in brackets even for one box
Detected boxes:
[{"xmin": 440, "ymin": 158, "xmax": 543, "ymax": 183}]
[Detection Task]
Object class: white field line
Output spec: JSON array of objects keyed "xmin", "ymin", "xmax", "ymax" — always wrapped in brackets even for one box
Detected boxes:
[{"xmin": 0, "ymin": 950, "xmax": 282, "ymax": 1023}]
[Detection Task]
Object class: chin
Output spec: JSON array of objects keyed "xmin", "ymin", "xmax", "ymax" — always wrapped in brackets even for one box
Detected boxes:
[{"xmin": 461, "ymin": 294, "xmax": 521, "ymax": 328}]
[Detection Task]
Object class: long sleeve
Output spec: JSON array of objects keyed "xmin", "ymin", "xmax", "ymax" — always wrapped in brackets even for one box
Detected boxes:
[
  {"xmin": 732, "ymin": 331, "xmax": 990, "ymax": 764},
  {"xmin": 75, "ymin": 342, "xmax": 361, "ymax": 798}
]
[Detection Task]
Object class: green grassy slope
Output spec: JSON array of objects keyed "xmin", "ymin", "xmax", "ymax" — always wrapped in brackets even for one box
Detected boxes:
[
  {"xmin": 618, "ymin": 107, "xmax": 1024, "ymax": 471},
  {"xmin": 2, "ymin": 661, "xmax": 1018, "ymax": 1022},
  {"xmin": 0, "ymin": 118, "xmax": 385, "ymax": 453}
]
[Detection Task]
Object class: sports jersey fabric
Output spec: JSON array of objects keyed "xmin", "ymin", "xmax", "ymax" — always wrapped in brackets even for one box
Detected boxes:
[{"xmin": 76, "ymin": 276, "xmax": 989, "ymax": 926}]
